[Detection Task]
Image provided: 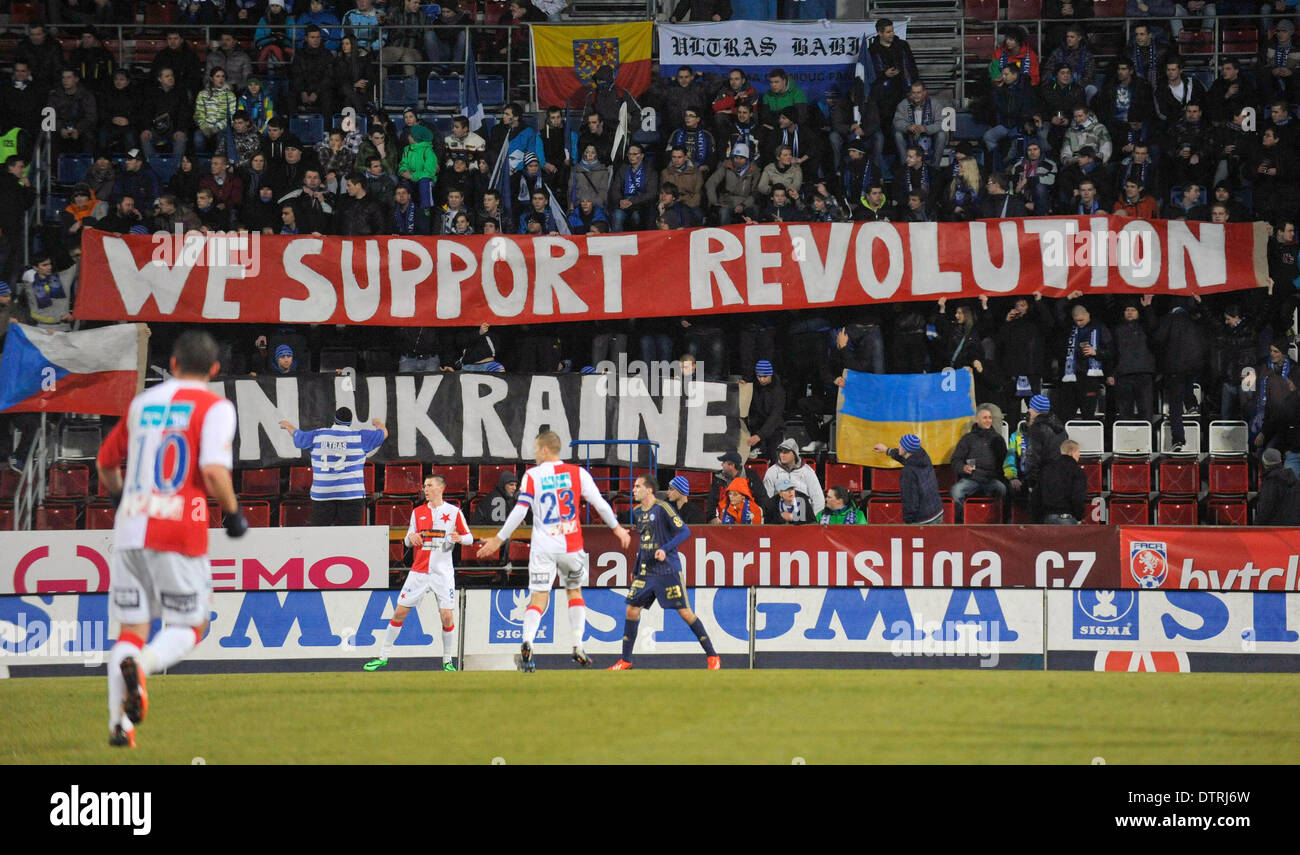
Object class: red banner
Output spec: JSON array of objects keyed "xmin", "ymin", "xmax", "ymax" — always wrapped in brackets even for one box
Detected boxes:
[
  {"xmin": 76, "ymin": 218, "xmax": 1270, "ymax": 326},
  {"xmin": 1119, "ymin": 526, "xmax": 1300, "ymax": 591},
  {"xmin": 576, "ymin": 524, "xmax": 1121, "ymax": 588}
]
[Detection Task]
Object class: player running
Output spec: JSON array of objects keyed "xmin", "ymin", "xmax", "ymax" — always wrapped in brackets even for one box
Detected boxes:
[
  {"xmin": 365, "ymin": 473, "xmax": 471, "ymax": 672},
  {"xmin": 96, "ymin": 331, "xmax": 248, "ymax": 748},
  {"xmin": 609, "ymin": 475, "xmax": 720, "ymax": 671},
  {"xmin": 477, "ymin": 430, "xmax": 631, "ymax": 672}
]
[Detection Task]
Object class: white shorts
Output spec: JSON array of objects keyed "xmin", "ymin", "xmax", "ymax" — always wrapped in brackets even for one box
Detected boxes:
[
  {"xmin": 528, "ymin": 551, "xmax": 589, "ymax": 593},
  {"xmin": 110, "ymin": 547, "xmax": 212, "ymax": 627},
  {"xmin": 397, "ymin": 569, "xmax": 456, "ymax": 611}
]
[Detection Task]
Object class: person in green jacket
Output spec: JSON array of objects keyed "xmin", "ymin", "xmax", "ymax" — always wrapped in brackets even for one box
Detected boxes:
[
  {"xmin": 758, "ymin": 67, "xmax": 809, "ymax": 128},
  {"xmin": 193, "ymin": 68, "xmax": 237, "ymax": 156},
  {"xmin": 398, "ymin": 124, "xmax": 439, "ymax": 210},
  {"xmin": 818, "ymin": 486, "xmax": 866, "ymax": 525}
]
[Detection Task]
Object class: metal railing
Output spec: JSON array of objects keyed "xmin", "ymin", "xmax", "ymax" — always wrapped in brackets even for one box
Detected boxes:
[
  {"xmin": 570, "ymin": 438, "xmax": 659, "ymax": 520},
  {"xmin": 13, "ymin": 413, "xmax": 48, "ymax": 531},
  {"xmin": 957, "ymin": 12, "xmax": 1285, "ymax": 104}
]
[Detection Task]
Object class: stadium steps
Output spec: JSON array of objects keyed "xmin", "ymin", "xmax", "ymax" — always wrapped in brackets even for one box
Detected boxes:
[{"xmin": 568, "ymin": 0, "xmax": 658, "ymax": 21}]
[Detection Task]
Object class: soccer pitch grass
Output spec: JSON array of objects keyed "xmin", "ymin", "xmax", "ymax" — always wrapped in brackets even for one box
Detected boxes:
[{"xmin": 3, "ymin": 670, "xmax": 1297, "ymax": 764}]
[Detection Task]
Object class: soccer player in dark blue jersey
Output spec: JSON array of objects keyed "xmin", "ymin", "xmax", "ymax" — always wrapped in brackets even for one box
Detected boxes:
[{"xmin": 609, "ymin": 475, "xmax": 720, "ymax": 670}]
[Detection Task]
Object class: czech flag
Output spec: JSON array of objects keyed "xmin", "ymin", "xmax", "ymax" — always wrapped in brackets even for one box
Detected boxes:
[
  {"xmin": 533, "ymin": 22, "xmax": 652, "ymax": 109},
  {"xmin": 0, "ymin": 323, "xmax": 145, "ymax": 415},
  {"xmin": 836, "ymin": 369, "xmax": 976, "ymax": 467}
]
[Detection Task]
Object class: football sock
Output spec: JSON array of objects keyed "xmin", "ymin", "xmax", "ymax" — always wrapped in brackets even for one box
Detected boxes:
[
  {"xmin": 689, "ymin": 618, "xmax": 716, "ymax": 657},
  {"xmin": 441, "ymin": 624, "xmax": 456, "ymax": 663},
  {"xmin": 107, "ymin": 632, "xmax": 144, "ymax": 731},
  {"xmin": 141, "ymin": 626, "xmax": 201, "ymax": 674},
  {"xmin": 621, "ymin": 618, "xmax": 640, "ymax": 661},
  {"xmin": 380, "ymin": 619, "xmax": 403, "ymax": 659},
  {"xmin": 568, "ymin": 598, "xmax": 586, "ymax": 648},
  {"xmin": 522, "ymin": 605, "xmax": 543, "ymax": 646}
]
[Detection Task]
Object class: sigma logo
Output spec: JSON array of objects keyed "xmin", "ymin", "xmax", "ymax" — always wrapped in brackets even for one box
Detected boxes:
[
  {"xmin": 1130, "ymin": 541, "xmax": 1169, "ymax": 589},
  {"xmin": 1073, "ymin": 589, "xmax": 1138, "ymax": 640},
  {"xmin": 489, "ymin": 590, "xmax": 551, "ymax": 643}
]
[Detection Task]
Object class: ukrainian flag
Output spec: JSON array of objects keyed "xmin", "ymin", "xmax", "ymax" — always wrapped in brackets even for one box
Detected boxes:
[{"xmin": 836, "ymin": 370, "xmax": 976, "ymax": 467}]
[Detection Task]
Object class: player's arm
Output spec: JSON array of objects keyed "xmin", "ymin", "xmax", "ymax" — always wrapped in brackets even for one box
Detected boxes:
[
  {"xmin": 96, "ymin": 417, "xmax": 129, "ymax": 499},
  {"xmin": 454, "ymin": 508, "xmax": 474, "ymax": 545},
  {"xmin": 477, "ymin": 473, "xmax": 533, "ymax": 557},
  {"xmin": 580, "ymin": 468, "xmax": 631, "ymax": 548},
  {"xmin": 203, "ymin": 400, "xmax": 247, "ymax": 535},
  {"xmin": 659, "ymin": 504, "xmax": 691, "ymax": 554},
  {"xmin": 404, "ymin": 508, "xmax": 422, "ymax": 547}
]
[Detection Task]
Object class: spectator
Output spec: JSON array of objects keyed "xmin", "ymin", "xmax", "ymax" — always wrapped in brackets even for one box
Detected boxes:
[
  {"xmin": 830, "ymin": 83, "xmax": 881, "ymax": 173},
  {"xmin": 48, "ymin": 69, "xmax": 97, "ymax": 155},
  {"xmin": 658, "ymin": 66, "xmax": 711, "ymax": 139},
  {"xmin": 486, "ymin": 103, "xmax": 546, "ymax": 188},
  {"xmin": 267, "ymin": 140, "xmax": 312, "ymax": 198},
  {"xmin": 762, "ymin": 437, "xmax": 825, "ymax": 514},
  {"xmin": 69, "ymin": 27, "xmax": 114, "ymax": 93},
  {"xmin": 1153, "ymin": 296, "xmax": 1207, "ymax": 452},
  {"xmin": 1265, "ymin": 20, "xmax": 1300, "ymax": 104},
  {"xmin": 758, "ymin": 144, "xmax": 805, "ymax": 199},
  {"xmin": 1114, "ymin": 142, "xmax": 1161, "ymax": 204},
  {"xmin": 818, "ymin": 486, "xmax": 865, "ymax": 525},
  {"xmin": 1207, "ymin": 58, "xmax": 1257, "ymax": 125},
  {"xmin": 152, "ymin": 31, "xmax": 205, "ymax": 99},
  {"xmin": 765, "ymin": 474, "xmax": 816, "ymax": 524},
  {"xmin": 767, "ymin": 106, "xmax": 825, "ymax": 180},
  {"xmin": 1252, "ymin": 343, "xmax": 1297, "ymax": 450},
  {"xmin": 434, "ymin": 187, "xmax": 472, "ymax": 234},
  {"xmin": 1035, "ymin": 438, "xmax": 1088, "ymax": 524},
  {"xmin": 477, "ymin": 189, "xmax": 509, "ymax": 233},
  {"xmin": 336, "ymin": 171, "xmax": 388, "ymax": 235},
  {"xmin": 445, "ymin": 115, "xmax": 488, "ymax": 160},
  {"xmin": 569, "ymin": 143, "xmax": 612, "ymax": 207},
  {"xmin": 875, "ymin": 434, "xmax": 944, "ymax": 525},
  {"xmin": 334, "ymin": 34, "xmax": 377, "ymax": 116},
  {"xmin": 1019, "ymin": 393, "xmax": 1068, "ymax": 502},
  {"xmin": 193, "ymin": 187, "xmax": 227, "ymax": 230},
  {"xmin": 58, "ymin": 182, "xmax": 105, "ymax": 248},
  {"xmin": 667, "ymin": 107, "xmax": 716, "ymax": 177},
  {"xmin": 392, "ymin": 182, "xmax": 432, "ymax": 235},
  {"xmin": 1056, "ymin": 302, "xmax": 1113, "ymax": 419},
  {"xmin": 989, "ymin": 27, "xmax": 1040, "ymax": 87},
  {"xmin": 839, "ymin": 139, "xmax": 880, "ymax": 218},
  {"xmin": 950, "ymin": 407, "xmax": 1009, "ymax": 522},
  {"xmin": 398, "ymin": 125, "xmax": 440, "ymax": 211},
  {"xmin": 716, "ymin": 477, "xmax": 764, "ymax": 523},
  {"xmin": 1037, "ymin": 62, "xmax": 1086, "ymax": 155},
  {"xmin": 342, "ymin": 0, "xmax": 385, "ymax": 53},
  {"xmin": 84, "ymin": 152, "xmax": 117, "ymax": 202},
  {"xmin": 867, "ymin": 18, "xmax": 920, "ymax": 125},
  {"xmin": 753, "ymin": 183, "xmax": 801, "ymax": 223},
  {"xmin": 193, "ymin": 68, "xmax": 236, "ymax": 156},
  {"xmin": 983, "ymin": 63, "xmax": 1036, "ymax": 172},
  {"xmin": 472, "ymin": 469, "xmax": 521, "ymax": 526},
  {"xmin": 1247, "ymin": 128, "xmax": 1296, "ymax": 223},
  {"xmin": 291, "ymin": 25, "xmax": 338, "ymax": 118},
  {"xmin": 657, "ymin": 476, "xmax": 703, "ymax": 525},
  {"xmin": 384, "ymin": 0, "xmax": 427, "ymax": 79},
  {"xmin": 1046, "ymin": 26, "xmax": 1097, "ymax": 102},
  {"xmin": 199, "ymin": 152, "xmax": 243, "ymax": 218},
  {"xmin": 944, "ymin": 148, "xmax": 984, "ymax": 221},
  {"xmin": 1112, "ymin": 178, "xmax": 1158, "ymax": 218},
  {"xmin": 361, "ymin": 156, "xmax": 397, "ymax": 206},
  {"xmin": 758, "ymin": 68, "xmax": 809, "ymax": 129},
  {"xmin": 660, "ymin": 145, "xmax": 705, "ymax": 216},
  {"xmin": 207, "ymin": 31, "xmax": 253, "ymax": 91},
  {"xmin": 609, "ymin": 143, "xmax": 658, "ymax": 231},
  {"xmin": 356, "ymin": 125, "xmax": 401, "ymax": 175},
  {"xmin": 94, "ymin": 194, "xmax": 145, "ymax": 234},
  {"xmin": 1255, "ymin": 447, "xmax": 1300, "ymax": 524},
  {"xmin": 227, "ymin": 111, "xmax": 262, "ymax": 169},
  {"xmin": 517, "ymin": 188, "xmax": 559, "ymax": 233},
  {"xmin": 280, "ymin": 407, "xmax": 388, "ymax": 526},
  {"xmin": 317, "ymin": 128, "xmax": 354, "ymax": 190},
  {"xmin": 1109, "ymin": 296, "xmax": 1158, "ymax": 423},
  {"xmin": 1127, "ymin": 22, "xmax": 1167, "ymax": 85},
  {"xmin": 295, "ymin": 0, "xmax": 343, "ymax": 52},
  {"xmin": 2, "ymin": 61, "xmax": 45, "ymax": 146},
  {"xmin": 1154, "ymin": 56, "xmax": 1207, "ymax": 128},
  {"xmin": 568, "ymin": 196, "xmax": 609, "ymax": 234},
  {"xmin": 426, "ymin": 2, "xmax": 470, "ymax": 67},
  {"xmin": 855, "ymin": 182, "xmax": 896, "ymax": 222},
  {"xmin": 449, "ymin": 322, "xmax": 499, "ymax": 371},
  {"xmin": 707, "ymin": 450, "xmax": 766, "ymax": 512},
  {"xmin": 280, "ymin": 167, "xmax": 335, "ymax": 233},
  {"xmin": 16, "ymin": 24, "xmax": 65, "ymax": 92},
  {"xmin": 242, "ymin": 185, "xmax": 281, "ymax": 235},
  {"xmin": 1212, "ymin": 303, "xmax": 1263, "ymax": 420},
  {"xmin": 1061, "ymin": 106, "xmax": 1113, "ymax": 167},
  {"xmin": 892, "ymin": 82, "xmax": 947, "ymax": 168},
  {"xmin": 97, "ymin": 69, "xmax": 138, "ymax": 152},
  {"xmin": 151, "ymin": 193, "xmax": 201, "ymax": 232},
  {"xmin": 21, "ymin": 253, "xmax": 74, "ymax": 329},
  {"xmin": 979, "ymin": 173, "xmax": 1027, "ymax": 218},
  {"xmin": 1009, "ymin": 140, "xmax": 1058, "ymax": 214},
  {"xmin": 0, "ymin": 156, "xmax": 35, "ymax": 281},
  {"xmin": 714, "ymin": 72, "xmax": 761, "ymax": 147},
  {"xmin": 581, "ymin": 63, "xmax": 641, "ymax": 133},
  {"xmin": 1095, "ymin": 58, "xmax": 1155, "ymax": 154}
]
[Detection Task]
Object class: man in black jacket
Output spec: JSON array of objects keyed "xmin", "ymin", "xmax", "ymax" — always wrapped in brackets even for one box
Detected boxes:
[
  {"xmin": 1211, "ymin": 303, "xmax": 1263, "ymax": 421},
  {"xmin": 151, "ymin": 29, "xmax": 205, "ymax": 99},
  {"xmin": 745, "ymin": 360, "xmax": 785, "ymax": 463},
  {"xmin": 1153, "ymin": 297, "xmax": 1207, "ymax": 452},
  {"xmin": 290, "ymin": 26, "xmax": 336, "ymax": 118},
  {"xmin": 1255, "ymin": 448, "xmax": 1300, "ymax": 525},
  {"xmin": 1055, "ymin": 302, "xmax": 1113, "ymax": 420},
  {"xmin": 1035, "ymin": 439, "xmax": 1088, "ymax": 524},
  {"xmin": 994, "ymin": 294, "xmax": 1055, "ymax": 421},
  {"xmin": 335, "ymin": 173, "xmax": 388, "ymax": 235},
  {"xmin": 875, "ymin": 434, "xmax": 943, "ymax": 524},
  {"xmin": 1109, "ymin": 295, "xmax": 1158, "ymax": 423},
  {"xmin": 949, "ymin": 407, "xmax": 1009, "ymax": 522},
  {"xmin": 471, "ymin": 469, "xmax": 519, "ymax": 526}
]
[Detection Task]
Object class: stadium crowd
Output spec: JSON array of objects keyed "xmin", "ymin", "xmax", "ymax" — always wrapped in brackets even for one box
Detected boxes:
[{"xmin": 2, "ymin": 2, "xmax": 1300, "ymax": 526}]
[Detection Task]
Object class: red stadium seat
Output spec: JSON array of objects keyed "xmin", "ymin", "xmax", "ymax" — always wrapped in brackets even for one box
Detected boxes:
[
  {"xmin": 483, "ymin": 0, "xmax": 509, "ymax": 23},
  {"xmin": 962, "ymin": 498, "xmax": 1002, "ymax": 524},
  {"xmin": 1177, "ymin": 30, "xmax": 1213, "ymax": 54},
  {"xmin": 867, "ymin": 497, "xmax": 903, "ymax": 524},
  {"xmin": 870, "ymin": 467, "xmax": 901, "ymax": 494},
  {"xmin": 1158, "ymin": 459, "xmax": 1199, "ymax": 495},
  {"xmin": 964, "ymin": 0, "xmax": 1000, "ymax": 21},
  {"xmin": 434, "ymin": 464, "xmax": 470, "ymax": 496},
  {"xmin": 239, "ymin": 500, "xmax": 272, "ymax": 528},
  {"xmin": 0, "ymin": 504, "xmax": 12, "ymax": 530},
  {"xmin": 364, "ymin": 462, "xmax": 376, "ymax": 495},
  {"xmin": 934, "ymin": 467, "xmax": 957, "ymax": 495},
  {"xmin": 278, "ymin": 499, "xmax": 313, "ymax": 527},
  {"xmin": 1109, "ymin": 461, "xmax": 1151, "ymax": 495},
  {"xmin": 1207, "ymin": 497, "xmax": 1248, "ymax": 526},
  {"xmin": 36, "ymin": 504, "xmax": 79, "ymax": 530},
  {"xmin": 676, "ymin": 469, "xmax": 713, "ymax": 496},
  {"xmin": 1008, "ymin": 501, "xmax": 1034, "ymax": 524},
  {"xmin": 132, "ymin": 39, "xmax": 165, "ymax": 64},
  {"xmin": 825, "ymin": 463, "xmax": 864, "ymax": 494},
  {"xmin": 390, "ymin": 539, "xmax": 407, "ymax": 565},
  {"xmin": 85, "ymin": 502, "xmax": 116, "ymax": 530},
  {"xmin": 586, "ymin": 466, "xmax": 613, "ymax": 492},
  {"xmin": 144, "ymin": 3, "xmax": 174, "ymax": 25},
  {"xmin": 288, "ymin": 466, "xmax": 313, "ymax": 495},
  {"xmin": 382, "ymin": 461, "xmax": 423, "ymax": 495},
  {"xmin": 1006, "ymin": 0, "xmax": 1042, "ymax": 19},
  {"xmin": 9, "ymin": 3, "xmax": 38, "ymax": 25},
  {"xmin": 373, "ymin": 498, "xmax": 413, "ymax": 527},
  {"xmin": 1156, "ymin": 498, "xmax": 1198, "ymax": 526},
  {"xmin": 964, "ymin": 33, "xmax": 995, "ymax": 55},
  {"xmin": 48, "ymin": 464, "xmax": 90, "ymax": 499},
  {"xmin": 1109, "ymin": 497, "xmax": 1151, "ymax": 526},
  {"xmin": 1079, "ymin": 457, "xmax": 1103, "ymax": 495},
  {"xmin": 942, "ymin": 496, "xmax": 955, "ymax": 524},
  {"xmin": 612, "ymin": 497, "xmax": 633, "ymax": 521},
  {"xmin": 0, "ymin": 469, "xmax": 18, "ymax": 500},
  {"xmin": 507, "ymin": 539, "xmax": 532, "ymax": 564},
  {"xmin": 1207, "ymin": 459, "xmax": 1248, "ymax": 495},
  {"xmin": 240, "ymin": 467, "xmax": 281, "ymax": 497},
  {"xmin": 1221, "ymin": 29, "xmax": 1259, "ymax": 53},
  {"xmin": 1083, "ymin": 495, "xmax": 1106, "ymax": 524},
  {"xmin": 476, "ymin": 464, "xmax": 517, "ymax": 494},
  {"xmin": 94, "ymin": 466, "xmax": 125, "ymax": 498},
  {"xmin": 1092, "ymin": 0, "xmax": 1125, "ymax": 15},
  {"xmin": 748, "ymin": 460, "xmax": 769, "ymax": 482}
]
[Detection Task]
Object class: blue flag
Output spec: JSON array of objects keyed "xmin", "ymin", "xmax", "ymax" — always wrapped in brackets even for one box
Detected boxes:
[{"xmin": 461, "ymin": 42, "xmax": 485, "ymax": 132}]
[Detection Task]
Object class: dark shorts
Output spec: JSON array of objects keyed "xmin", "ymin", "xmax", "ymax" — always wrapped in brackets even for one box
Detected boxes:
[{"xmin": 626, "ymin": 571, "xmax": 689, "ymax": 611}]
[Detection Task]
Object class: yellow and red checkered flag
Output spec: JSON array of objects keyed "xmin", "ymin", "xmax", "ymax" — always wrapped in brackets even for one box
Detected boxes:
[{"xmin": 532, "ymin": 22, "xmax": 652, "ymax": 108}]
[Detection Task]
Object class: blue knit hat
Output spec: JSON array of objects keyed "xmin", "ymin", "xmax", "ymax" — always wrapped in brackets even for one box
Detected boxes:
[
  {"xmin": 900, "ymin": 433, "xmax": 921, "ymax": 453},
  {"xmin": 580, "ymin": 365, "xmax": 596, "ymax": 374},
  {"xmin": 274, "ymin": 344, "xmax": 293, "ymax": 360},
  {"xmin": 755, "ymin": 359, "xmax": 773, "ymax": 377},
  {"xmin": 669, "ymin": 475, "xmax": 690, "ymax": 495},
  {"xmin": 484, "ymin": 361, "xmax": 505, "ymax": 372},
  {"xmin": 0, "ymin": 281, "xmax": 9, "ymax": 297},
  {"xmin": 1029, "ymin": 393, "xmax": 1051, "ymax": 413}
]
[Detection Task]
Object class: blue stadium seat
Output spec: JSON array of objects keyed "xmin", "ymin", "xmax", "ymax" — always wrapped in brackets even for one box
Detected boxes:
[
  {"xmin": 426, "ymin": 75, "xmax": 462, "ymax": 107},
  {"xmin": 478, "ymin": 75, "xmax": 506, "ymax": 106},
  {"xmin": 290, "ymin": 114, "xmax": 326, "ymax": 144},
  {"xmin": 383, "ymin": 76, "xmax": 420, "ymax": 107},
  {"xmin": 45, "ymin": 195, "xmax": 68, "ymax": 219},
  {"xmin": 148, "ymin": 155, "xmax": 178, "ymax": 184},
  {"xmin": 56, "ymin": 154, "xmax": 93, "ymax": 185},
  {"xmin": 333, "ymin": 113, "xmax": 368, "ymax": 135},
  {"xmin": 953, "ymin": 112, "xmax": 990, "ymax": 141}
]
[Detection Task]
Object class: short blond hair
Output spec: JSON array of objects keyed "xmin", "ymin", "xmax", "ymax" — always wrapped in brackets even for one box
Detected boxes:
[
  {"xmin": 536, "ymin": 430, "xmax": 562, "ymax": 454},
  {"xmin": 1060, "ymin": 439, "xmax": 1080, "ymax": 455}
]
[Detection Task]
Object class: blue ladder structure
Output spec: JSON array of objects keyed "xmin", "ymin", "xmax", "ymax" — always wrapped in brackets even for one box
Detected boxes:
[{"xmin": 569, "ymin": 439, "xmax": 659, "ymax": 522}]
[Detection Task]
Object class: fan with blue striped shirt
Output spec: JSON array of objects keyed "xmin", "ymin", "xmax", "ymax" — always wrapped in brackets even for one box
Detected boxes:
[{"xmin": 279, "ymin": 407, "xmax": 388, "ymax": 525}]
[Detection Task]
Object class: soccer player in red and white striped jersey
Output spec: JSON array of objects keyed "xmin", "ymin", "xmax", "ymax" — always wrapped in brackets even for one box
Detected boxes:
[
  {"xmin": 96, "ymin": 331, "xmax": 248, "ymax": 749},
  {"xmin": 478, "ymin": 431, "xmax": 631, "ymax": 671}
]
